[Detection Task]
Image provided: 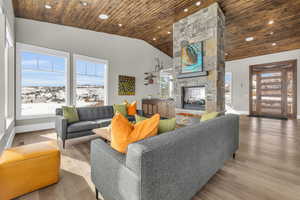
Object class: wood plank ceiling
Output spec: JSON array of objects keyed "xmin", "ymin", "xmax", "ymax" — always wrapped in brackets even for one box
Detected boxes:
[{"xmin": 12, "ymin": 0, "xmax": 300, "ymax": 61}]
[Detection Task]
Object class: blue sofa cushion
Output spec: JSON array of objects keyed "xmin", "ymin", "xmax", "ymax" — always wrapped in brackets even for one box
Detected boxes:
[{"xmin": 67, "ymin": 121, "xmax": 99, "ymax": 133}]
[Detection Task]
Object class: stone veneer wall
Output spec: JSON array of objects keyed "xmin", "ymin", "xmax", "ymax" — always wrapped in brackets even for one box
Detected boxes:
[{"xmin": 173, "ymin": 3, "xmax": 225, "ymax": 113}]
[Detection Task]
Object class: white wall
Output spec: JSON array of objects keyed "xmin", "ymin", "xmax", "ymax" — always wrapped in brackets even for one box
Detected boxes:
[
  {"xmin": 15, "ymin": 18, "xmax": 172, "ymax": 126},
  {"xmin": 226, "ymin": 49, "xmax": 300, "ymax": 118}
]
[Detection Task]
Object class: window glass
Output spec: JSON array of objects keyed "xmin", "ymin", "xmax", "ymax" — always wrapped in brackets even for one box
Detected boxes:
[
  {"xmin": 75, "ymin": 58, "xmax": 106, "ymax": 107},
  {"xmin": 20, "ymin": 51, "xmax": 67, "ymax": 116},
  {"xmin": 160, "ymin": 70, "xmax": 173, "ymax": 99}
]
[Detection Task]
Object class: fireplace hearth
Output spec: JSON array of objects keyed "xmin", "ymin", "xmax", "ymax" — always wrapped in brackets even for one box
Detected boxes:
[{"xmin": 182, "ymin": 86, "xmax": 206, "ymax": 110}]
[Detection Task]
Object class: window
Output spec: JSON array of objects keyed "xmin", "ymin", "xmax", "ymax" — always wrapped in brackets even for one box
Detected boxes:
[
  {"xmin": 160, "ymin": 69, "xmax": 174, "ymax": 99},
  {"xmin": 16, "ymin": 44, "xmax": 70, "ymax": 119},
  {"xmin": 225, "ymin": 72, "xmax": 232, "ymax": 107},
  {"xmin": 74, "ymin": 54, "xmax": 108, "ymax": 107}
]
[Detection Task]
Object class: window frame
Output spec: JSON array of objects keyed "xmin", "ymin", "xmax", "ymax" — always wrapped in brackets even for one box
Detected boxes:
[
  {"xmin": 16, "ymin": 43, "xmax": 71, "ymax": 120},
  {"xmin": 0, "ymin": 9, "xmax": 5, "ymax": 136},
  {"xmin": 4, "ymin": 16, "xmax": 13, "ymax": 121},
  {"xmin": 73, "ymin": 54, "xmax": 108, "ymax": 106},
  {"xmin": 159, "ymin": 68, "xmax": 174, "ymax": 99},
  {"xmin": 225, "ymin": 72, "xmax": 233, "ymax": 107}
]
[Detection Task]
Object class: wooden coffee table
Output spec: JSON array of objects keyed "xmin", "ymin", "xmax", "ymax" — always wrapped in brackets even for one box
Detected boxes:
[{"xmin": 92, "ymin": 126, "xmax": 111, "ymax": 142}]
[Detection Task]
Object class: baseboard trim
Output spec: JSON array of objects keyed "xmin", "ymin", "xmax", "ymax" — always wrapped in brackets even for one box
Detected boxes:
[
  {"xmin": 15, "ymin": 122, "xmax": 55, "ymax": 134},
  {"xmin": 226, "ymin": 110, "xmax": 249, "ymax": 115},
  {"xmin": 236, "ymin": 111, "xmax": 249, "ymax": 115},
  {"xmin": 5, "ymin": 127, "xmax": 16, "ymax": 148}
]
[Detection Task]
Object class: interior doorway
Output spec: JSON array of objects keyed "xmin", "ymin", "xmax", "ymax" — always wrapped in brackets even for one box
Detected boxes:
[{"xmin": 249, "ymin": 60, "xmax": 297, "ymax": 119}]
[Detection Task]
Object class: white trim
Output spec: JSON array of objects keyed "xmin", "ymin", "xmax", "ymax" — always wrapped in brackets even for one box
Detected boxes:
[
  {"xmin": 16, "ymin": 43, "xmax": 70, "ymax": 57},
  {"xmin": 15, "ymin": 122, "xmax": 55, "ymax": 134},
  {"xmin": 73, "ymin": 54, "xmax": 109, "ymax": 106},
  {"xmin": 236, "ymin": 111, "xmax": 249, "ymax": 115},
  {"xmin": 16, "ymin": 114, "xmax": 56, "ymax": 120},
  {"xmin": 5, "ymin": 127, "xmax": 15, "ymax": 149},
  {"xmin": 16, "ymin": 43, "xmax": 71, "ymax": 120},
  {"xmin": 5, "ymin": 17, "xmax": 13, "ymax": 47},
  {"xmin": 297, "ymin": 115, "xmax": 300, "ymax": 120},
  {"xmin": 226, "ymin": 109, "xmax": 249, "ymax": 115}
]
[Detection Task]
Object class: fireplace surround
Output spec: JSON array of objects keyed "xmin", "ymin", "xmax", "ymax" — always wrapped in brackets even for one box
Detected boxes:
[{"xmin": 173, "ymin": 3, "xmax": 225, "ymax": 117}]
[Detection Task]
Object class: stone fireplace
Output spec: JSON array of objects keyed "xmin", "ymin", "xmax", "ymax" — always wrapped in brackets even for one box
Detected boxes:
[{"xmin": 173, "ymin": 2, "xmax": 225, "ymax": 117}]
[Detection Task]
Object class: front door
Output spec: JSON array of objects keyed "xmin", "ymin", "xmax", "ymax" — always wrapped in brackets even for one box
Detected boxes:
[{"xmin": 250, "ymin": 60, "xmax": 297, "ymax": 119}]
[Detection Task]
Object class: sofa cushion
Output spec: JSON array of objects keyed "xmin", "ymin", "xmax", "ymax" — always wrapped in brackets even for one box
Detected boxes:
[
  {"xmin": 94, "ymin": 118, "xmax": 112, "ymax": 128},
  {"xmin": 77, "ymin": 106, "xmax": 114, "ymax": 121},
  {"xmin": 67, "ymin": 121, "xmax": 99, "ymax": 133}
]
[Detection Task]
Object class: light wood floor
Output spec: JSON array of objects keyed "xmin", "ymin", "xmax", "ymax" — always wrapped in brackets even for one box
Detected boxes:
[{"xmin": 12, "ymin": 116, "xmax": 300, "ymax": 200}]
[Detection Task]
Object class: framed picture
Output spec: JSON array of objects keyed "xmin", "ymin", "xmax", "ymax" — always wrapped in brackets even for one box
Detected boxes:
[
  {"xmin": 118, "ymin": 75, "xmax": 135, "ymax": 96},
  {"xmin": 181, "ymin": 41, "xmax": 204, "ymax": 74}
]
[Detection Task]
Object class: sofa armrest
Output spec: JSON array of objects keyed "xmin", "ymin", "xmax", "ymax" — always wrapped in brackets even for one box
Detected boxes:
[
  {"xmin": 55, "ymin": 116, "xmax": 68, "ymax": 140},
  {"xmin": 91, "ymin": 139, "xmax": 140, "ymax": 200},
  {"xmin": 91, "ymin": 139, "xmax": 125, "ymax": 164}
]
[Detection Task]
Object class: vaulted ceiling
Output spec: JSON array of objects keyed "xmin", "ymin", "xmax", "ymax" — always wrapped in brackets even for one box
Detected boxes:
[{"xmin": 12, "ymin": 0, "xmax": 300, "ymax": 61}]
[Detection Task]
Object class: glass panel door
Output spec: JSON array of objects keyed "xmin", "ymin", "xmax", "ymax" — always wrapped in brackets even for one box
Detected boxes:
[{"xmin": 250, "ymin": 60, "xmax": 297, "ymax": 119}]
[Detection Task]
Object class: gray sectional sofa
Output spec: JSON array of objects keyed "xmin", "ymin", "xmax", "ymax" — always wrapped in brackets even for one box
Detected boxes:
[
  {"xmin": 91, "ymin": 114, "xmax": 239, "ymax": 200},
  {"xmin": 55, "ymin": 106, "xmax": 142, "ymax": 148}
]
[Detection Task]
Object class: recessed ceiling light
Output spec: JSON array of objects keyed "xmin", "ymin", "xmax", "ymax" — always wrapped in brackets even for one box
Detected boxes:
[
  {"xmin": 118, "ymin": 23, "xmax": 123, "ymax": 27},
  {"xmin": 225, "ymin": 53, "xmax": 228, "ymax": 56},
  {"xmin": 245, "ymin": 37, "xmax": 254, "ymax": 42},
  {"xmin": 270, "ymin": 31, "xmax": 274, "ymax": 35},
  {"xmin": 184, "ymin": 8, "xmax": 189, "ymax": 12},
  {"xmin": 268, "ymin": 20, "xmax": 274, "ymax": 25},
  {"xmin": 272, "ymin": 43, "xmax": 277, "ymax": 46},
  {"xmin": 45, "ymin": 4, "xmax": 52, "ymax": 9},
  {"xmin": 196, "ymin": 1, "xmax": 201, "ymax": 6},
  {"xmin": 153, "ymin": 38, "xmax": 157, "ymax": 41},
  {"xmin": 167, "ymin": 31, "xmax": 171, "ymax": 34},
  {"xmin": 158, "ymin": 26, "xmax": 161, "ymax": 29},
  {"xmin": 80, "ymin": 1, "xmax": 88, "ymax": 6},
  {"xmin": 99, "ymin": 14, "xmax": 109, "ymax": 20}
]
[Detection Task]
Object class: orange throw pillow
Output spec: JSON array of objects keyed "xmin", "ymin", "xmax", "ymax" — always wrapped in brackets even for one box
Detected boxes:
[
  {"xmin": 124, "ymin": 100, "xmax": 137, "ymax": 116},
  {"xmin": 129, "ymin": 114, "xmax": 160, "ymax": 143},
  {"xmin": 111, "ymin": 113, "xmax": 133, "ymax": 153},
  {"xmin": 111, "ymin": 113, "xmax": 160, "ymax": 153}
]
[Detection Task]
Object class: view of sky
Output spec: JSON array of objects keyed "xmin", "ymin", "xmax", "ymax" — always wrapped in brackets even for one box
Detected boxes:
[
  {"xmin": 21, "ymin": 51, "xmax": 105, "ymax": 87},
  {"xmin": 225, "ymin": 72, "xmax": 232, "ymax": 84}
]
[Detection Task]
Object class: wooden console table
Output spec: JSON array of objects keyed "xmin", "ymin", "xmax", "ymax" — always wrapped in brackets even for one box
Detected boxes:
[{"xmin": 142, "ymin": 99, "xmax": 175, "ymax": 118}]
